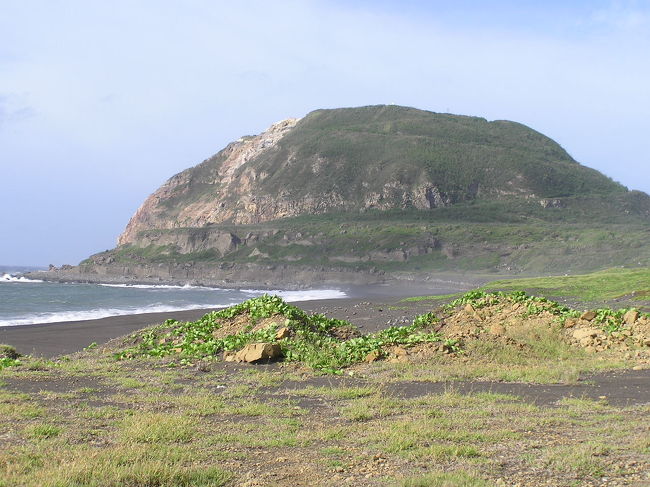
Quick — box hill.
[118,105,631,245]
[39,105,650,287]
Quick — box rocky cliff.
[119,118,300,245]
[118,105,628,248]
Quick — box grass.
[398,471,489,487]
[119,413,195,444]
[484,267,650,302]
[0,351,647,486]
[1,288,648,486]
[26,423,62,439]
[403,267,650,308]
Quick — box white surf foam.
[0,288,347,327]
[99,283,218,291]
[0,303,228,327]
[0,273,43,283]
[241,289,348,302]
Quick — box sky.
[1,0,649,266]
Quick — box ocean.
[0,266,346,327]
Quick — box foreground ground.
[1,270,649,487]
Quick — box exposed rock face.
[133,229,241,255]
[118,118,300,245]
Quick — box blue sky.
[1,0,649,265]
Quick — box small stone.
[392,346,408,357]
[579,337,594,347]
[365,350,381,363]
[223,351,236,362]
[573,328,598,341]
[564,318,578,328]
[623,310,640,325]
[489,324,506,336]
[275,327,291,340]
[632,365,644,371]
[581,311,597,321]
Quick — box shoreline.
[0,280,476,358]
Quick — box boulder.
[234,343,281,363]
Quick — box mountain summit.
[119,105,625,246]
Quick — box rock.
[223,351,236,362]
[464,303,475,313]
[365,350,381,362]
[564,318,578,328]
[579,337,594,347]
[249,248,270,259]
[632,365,644,371]
[392,346,409,357]
[623,310,639,325]
[488,324,506,336]
[573,328,598,341]
[580,311,597,321]
[275,327,291,340]
[234,343,281,363]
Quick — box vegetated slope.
[61,105,649,283]
[118,104,629,245]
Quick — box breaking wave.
[0,286,347,327]
[1,273,43,283]
[0,303,226,327]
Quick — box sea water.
[0,266,346,327]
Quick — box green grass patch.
[484,267,650,302]
[26,423,62,439]
[119,413,195,444]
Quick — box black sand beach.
[0,295,442,358]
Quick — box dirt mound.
[433,292,650,364]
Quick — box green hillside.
[79,105,650,281]
[250,105,623,201]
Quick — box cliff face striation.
[39,105,650,287]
